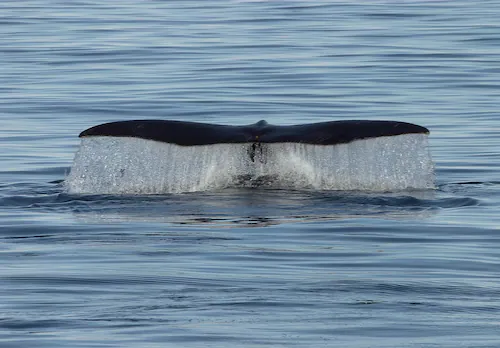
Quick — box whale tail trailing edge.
[79,119,429,146]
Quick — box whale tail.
[68,120,433,194]
[79,119,429,146]
[79,119,429,163]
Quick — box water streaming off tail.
[65,134,434,194]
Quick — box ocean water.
[1,1,500,347]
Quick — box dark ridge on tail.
[80,119,429,146]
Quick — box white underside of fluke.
[65,134,434,194]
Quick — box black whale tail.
[69,119,434,194]
[79,119,429,147]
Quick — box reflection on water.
[64,188,439,226]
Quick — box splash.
[65,134,434,194]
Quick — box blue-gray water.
[2,1,500,347]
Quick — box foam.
[65,134,434,194]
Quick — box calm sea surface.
[1,1,500,347]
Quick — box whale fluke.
[68,119,434,193]
[79,119,429,146]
